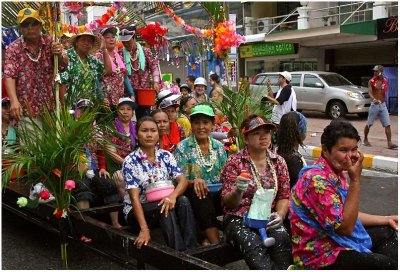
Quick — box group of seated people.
[2,88,398,269]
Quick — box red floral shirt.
[4,35,56,117]
[221,147,290,217]
[369,76,388,93]
[96,50,126,105]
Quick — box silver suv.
[250,71,371,119]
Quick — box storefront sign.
[239,42,295,58]
[377,16,398,39]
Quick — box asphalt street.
[2,168,397,270]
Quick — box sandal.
[80,235,92,244]
[363,142,372,147]
[388,144,398,150]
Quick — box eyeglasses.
[20,20,41,28]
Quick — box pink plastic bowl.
[145,185,175,202]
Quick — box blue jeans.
[127,195,199,251]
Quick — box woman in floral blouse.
[174,104,227,245]
[220,114,292,270]
[60,31,111,107]
[290,120,397,269]
[122,116,198,251]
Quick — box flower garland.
[114,117,136,150]
[139,149,161,183]
[137,22,168,47]
[194,137,217,173]
[249,155,278,199]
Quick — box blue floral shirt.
[122,147,183,220]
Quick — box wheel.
[357,112,368,118]
[327,101,346,119]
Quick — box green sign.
[239,42,295,58]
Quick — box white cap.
[279,71,292,82]
[157,89,181,102]
[194,77,207,86]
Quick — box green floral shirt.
[174,134,227,185]
[60,48,104,105]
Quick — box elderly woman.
[60,31,111,106]
[290,120,398,270]
[96,27,134,109]
[106,97,137,200]
[174,104,227,245]
[122,116,198,251]
[177,96,197,137]
[220,114,292,270]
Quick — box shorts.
[367,102,390,127]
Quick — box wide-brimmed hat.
[159,98,180,109]
[117,97,138,110]
[61,32,74,38]
[242,116,276,135]
[100,27,118,36]
[157,89,181,102]
[17,8,42,25]
[190,104,215,117]
[75,99,93,109]
[70,32,101,51]
[119,25,136,42]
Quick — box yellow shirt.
[177,113,191,137]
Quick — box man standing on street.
[262,71,297,125]
[363,65,397,149]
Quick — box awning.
[243,33,266,44]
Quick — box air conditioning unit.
[257,18,272,33]
[244,16,255,35]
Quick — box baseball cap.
[242,116,276,135]
[180,84,191,93]
[279,71,292,82]
[159,98,180,109]
[75,99,92,109]
[190,104,215,117]
[100,27,118,36]
[372,65,384,71]
[119,26,136,42]
[117,97,138,110]
[17,8,42,25]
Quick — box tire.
[357,112,368,118]
[327,101,346,119]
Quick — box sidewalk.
[301,113,398,173]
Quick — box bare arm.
[128,188,151,248]
[105,144,124,166]
[275,198,289,218]
[222,188,243,209]
[359,212,398,230]
[5,77,22,121]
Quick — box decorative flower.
[54,208,68,219]
[52,168,62,178]
[65,180,76,190]
[170,85,179,94]
[140,153,148,160]
[39,190,51,200]
[137,23,168,46]
[17,197,28,208]
[230,144,237,152]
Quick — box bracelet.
[140,228,150,232]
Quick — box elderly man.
[4,8,68,121]
[119,25,160,119]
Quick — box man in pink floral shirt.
[4,8,68,121]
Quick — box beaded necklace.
[22,36,42,62]
[129,47,139,72]
[139,148,161,183]
[194,137,217,173]
[249,153,278,199]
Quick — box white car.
[250,71,371,119]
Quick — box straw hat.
[70,32,101,51]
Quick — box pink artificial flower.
[140,153,148,160]
[39,190,51,200]
[65,180,75,190]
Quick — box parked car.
[250,71,371,119]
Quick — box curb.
[300,145,398,174]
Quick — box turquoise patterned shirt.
[174,134,227,185]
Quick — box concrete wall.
[158,57,187,83]
[299,46,325,71]
[251,2,277,18]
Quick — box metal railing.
[245,2,398,35]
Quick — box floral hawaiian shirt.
[95,50,126,106]
[289,156,347,269]
[60,48,104,105]
[122,148,183,220]
[123,46,160,89]
[221,147,290,217]
[4,35,56,117]
[369,76,388,93]
[174,134,227,185]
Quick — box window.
[266,74,280,86]
[291,74,301,86]
[303,75,323,87]
[254,75,266,85]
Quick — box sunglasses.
[20,20,41,28]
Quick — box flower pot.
[136,88,156,106]
[145,180,175,202]
[207,183,222,193]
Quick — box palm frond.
[200,2,225,24]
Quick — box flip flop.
[363,142,372,147]
[80,235,92,244]
[388,144,398,150]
